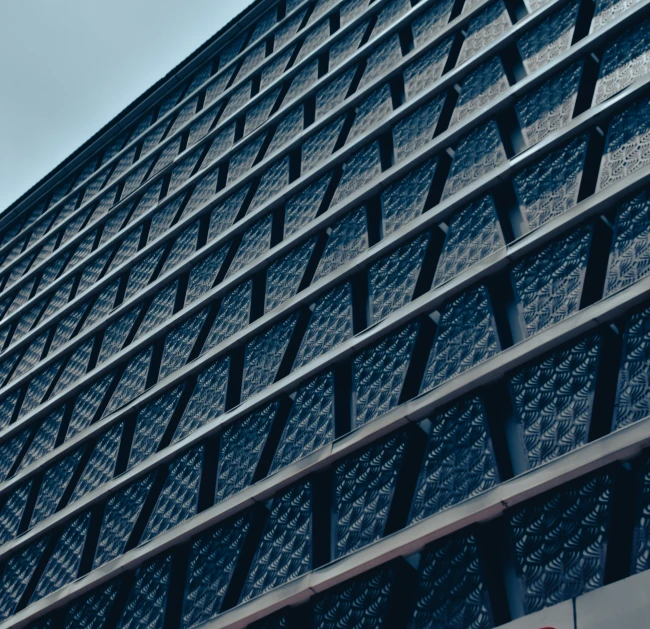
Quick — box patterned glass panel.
[592,0,642,31]
[347,85,393,142]
[302,115,347,173]
[226,214,273,278]
[434,195,504,287]
[353,322,419,428]
[66,372,115,439]
[216,401,277,502]
[103,347,152,417]
[159,308,208,379]
[457,1,512,65]
[228,134,266,184]
[315,66,357,119]
[94,473,155,568]
[358,35,402,90]
[509,472,613,613]
[129,384,185,468]
[407,533,494,629]
[116,554,172,629]
[295,20,331,65]
[241,314,297,400]
[134,280,178,341]
[18,407,65,472]
[185,245,229,304]
[369,233,428,323]
[266,106,304,156]
[260,46,296,92]
[329,22,368,70]
[140,445,203,543]
[81,281,120,333]
[0,480,31,545]
[412,0,454,48]
[183,168,219,219]
[173,358,229,443]
[181,513,253,629]
[283,60,320,107]
[265,239,316,312]
[240,480,312,602]
[313,207,368,281]
[250,157,290,211]
[334,431,407,557]
[515,62,583,146]
[123,247,165,300]
[443,121,507,199]
[284,173,332,237]
[294,283,353,368]
[202,281,252,354]
[208,185,251,242]
[421,285,500,391]
[271,372,334,472]
[63,578,121,629]
[404,38,453,100]
[511,226,591,336]
[393,95,445,161]
[513,134,588,231]
[159,223,199,276]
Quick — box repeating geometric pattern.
[410,396,498,523]
[358,35,403,90]
[116,554,172,629]
[340,0,371,27]
[181,514,252,628]
[591,0,642,31]
[124,248,165,301]
[17,406,64,472]
[457,1,512,65]
[250,157,290,211]
[284,173,332,236]
[511,225,592,335]
[97,306,141,365]
[216,402,278,502]
[159,223,199,276]
[66,372,115,439]
[452,56,509,125]
[334,431,406,557]
[31,511,90,602]
[509,472,613,613]
[226,214,273,278]
[421,285,500,391]
[228,135,266,184]
[294,283,353,368]
[606,188,650,295]
[411,0,454,48]
[515,62,583,147]
[301,115,347,173]
[517,0,579,74]
[134,280,177,340]
[510,334,601,469]
[63,578,121,629]
[69,422,123,502]
[329,22,368,71]
[173,358,229,443]
[202,281,252,354]
[634,454,650,573]
[598,96,650,190]
[93,473,155,568]
[434,195,505,287]
[266,106,304,156]
[245,87,282,137]
[29,448,85,527]
[312,564,398,629]
[353,321,419,428]
[159,308,208,379]
[369,233,428,323]
[240,480,313,602]
[333,143,384,207]
[0,535,49,621]
[0,480,32,545]
[185,245,229,305]
[271,372,335,473]
[102,346,152,417]
[313,207,368,281]
[208,185,250,242]
[393,95,445,161]
[128,384,185,469]
[347,85,394,142]
[513,134,589,231]
[283,60,320,107]
[443,121,507,199]
[373,0,412,35]
[265,239,316,312]
[407,533,493,629]
[241,314,297,400]
[140,445,203,543]
[315,66,357,119]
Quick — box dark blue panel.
[129,384,185,468]
[173,359,229,443]
[52,340,94,397]
[203,285,251,357]
[94,474,155,568]
[80,281,120,333]
[242,314,298,400]
[17,407,64,473]
[70,422,123,502]
[266,239,316,312]
[373,0,411,35]
[511,226,592,336]
[216,402,278,502]
[407,533,494,629]
[124,248,165,300]
[183,168,219,220]
[134,280,178,341]
[284,173,332,237]
[66,372,115,440]
[116,554,172,629]
[295,21,331,65]
[358,35,402,90]
[267,106,304,156]
[0,480,32,545]
[97,307,142,365]
[141,445,203,543]
[226,215,274,278]
[334,431,407,557]
[330,143,382,206]
[64,578,121,629]
[513,134,588,232]
[250,154,290,212]
[509,472,613,613]
[228,134,266,185]
[245,87,283,136]
[240,480,312,602]
[103,347,153,417]
[393,95,445,161]
[347,85,393,142]
[260,47,296,93]
[353,321,419,428]
[633,454,650,574]
[185,245,229,305]
[294,283,353,368]
[31,511,90,602]
[315,66,357,119]
[302,115,347,173]
[159,223,199,276]
[421,285,500,391]
[457,1,511,65]
[605,188,650,296]
[283,60,320,107]
[329,22,368,70]
[181,513,252,628]
[410,396,498,523]
[159,308,209,379]
[434,195,504,287]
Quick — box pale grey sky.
[0,0,254,212]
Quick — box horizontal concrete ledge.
[5,405,649,629]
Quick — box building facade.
[0,0,649,626]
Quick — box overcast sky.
[0,0,254,213]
